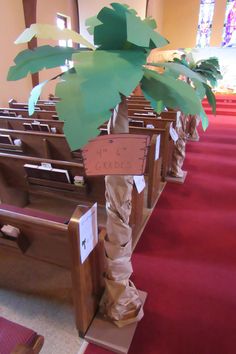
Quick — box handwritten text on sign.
[82,134,150,176]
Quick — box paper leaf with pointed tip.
[94,4,128,49]
[126,12,168,48]
[192,79,206,100]
[156,100,165,114]
[28,80,49,115]
[142,89,158,111]
[148,62,207,84]
[141,69,202,115]
[15,23,95,50]
[7,45,77,81]
[85,16,102,35]
[55,50,146,150]
[93,3,168,50]
[204,84,216,114]
[143,17,157,30]
[122,4,138,15]
[199,110,209,131]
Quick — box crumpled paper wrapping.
[170,112,187,178]
[99,95,144,327]
[185,114,200,140]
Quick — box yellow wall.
[148,0,229,50]
[78,0,147,43]
[37,0,78,99]
[0,0,31,106]
[162,0,200,49]
[147,0,164,33]
[211,0,227,46]
[0,0,77,106]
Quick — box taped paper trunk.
[99,95,144,327]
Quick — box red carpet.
[85,104,236,354]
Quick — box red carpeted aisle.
[85,108,236,354]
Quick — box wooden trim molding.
[145,0,150,17]
[22,0,39,87]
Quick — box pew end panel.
[0,204,106,336]
[68,206,105,336]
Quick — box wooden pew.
[0,149,145,239]
[0,128,73,161]
[0,204,104,337]
[9,98,56,112]
[0,152,107,336]
[0,150,146,312]
[129,111,177,122]
[0,107,57,120]
[127,103,153,110]
[99,128,163,207]
[101,123,172,180]
[0,116,64,133]
[128,126,172,182]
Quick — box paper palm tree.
[7,3,216,327]
[173,53,222,140]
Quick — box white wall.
[78,0,147,43]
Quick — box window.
[56,14,72,70]
[196,0,215,48]
[57,14,68,47]
[222,0,236,47]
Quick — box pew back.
[0,128,72,160]
[0,116,64,133]
[0,107,57,120]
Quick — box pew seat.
[0,316,44,354]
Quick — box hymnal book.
[24,164,71,184]
[40,124,50,132]
[31,122,41,131]
[0,134,13,145]
[23,123,33,131]
[24,164,40,178]
[49,168,71,183]
[0,110,16,117]
[129,119,144,127]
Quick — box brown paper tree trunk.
[170,112,187,178]
[186,114,200,141]
[99,95,144,327]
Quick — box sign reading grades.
[82,134,150,176]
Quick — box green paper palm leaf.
[7,45,78,81]
[199,110,209,131]
[204,83,216,114]
[55,50,146,149]
[15,23,95,50]
[141,69,203,115]
[28,80,49,115]
[93,3,168,50]
[147,62,207,84]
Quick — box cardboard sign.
[82,134,150,176]
[79,203,98,264]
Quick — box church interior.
[0,1,235,354]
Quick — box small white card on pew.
[155,135,161,160]
[133,175,146,194]
[169,123,178,142]
[79,203,98,264]
[41,162,52,170]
